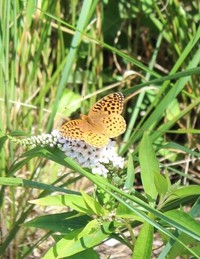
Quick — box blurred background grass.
[0,0,199,257]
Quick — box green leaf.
[166,98,180,120]
[139,133,159,203]
[164,185,200,205]
[133,218,154,259]
[154,173,168,196]
[0,176,76,194]
[23,212,91,234]
[81,191,108,216]
[124,152,135,191]
[43,220,113,258]
[77,219,102,239]
[0,177,24,186]
[167,232,200,258]
[116,203,145,222]
[162,142,200,157]
[190,197,200,218]
[30,194,95,215]
[57,91,81,117]
[25,0,37,28]
[0,135,8,150]
[164,210,200,238]
[62,249,100,259]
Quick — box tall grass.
[0,1,200,258]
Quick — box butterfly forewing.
[88,92,124,118]
[60,120,85,140]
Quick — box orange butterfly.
[60,92,126,147]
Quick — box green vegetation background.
[0,1,199,258]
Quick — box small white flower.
[91,163,109,177]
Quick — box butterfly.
[60,92,126,147]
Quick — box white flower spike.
[14,130,124,177]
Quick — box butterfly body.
[60,92,126,147]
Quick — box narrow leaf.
[139,133,159,203]
[30,194,95,214]
[124,152,135,191]
[133,219,154,259]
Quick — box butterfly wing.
[60,120,85,140]
[102,114,126,137]
[88,92,124,118]
[83,131,109,147]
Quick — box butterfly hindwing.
[83,131,109,147]
[102,114,126,137]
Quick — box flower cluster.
[13,130,124,177]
